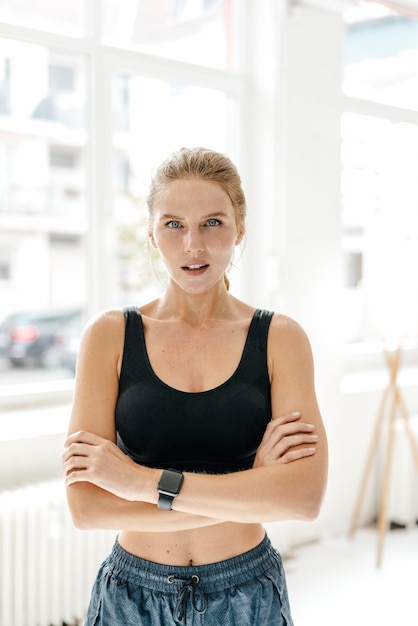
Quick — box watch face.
[159,469,183,495]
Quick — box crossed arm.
[63,311,328,532]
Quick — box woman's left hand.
[63,431,147,501]
[253,411,318,468]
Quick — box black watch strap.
[157,468,184,511]
[158,492,176,511]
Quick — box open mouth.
[182,263,209,273]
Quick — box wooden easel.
[348,344,418,567]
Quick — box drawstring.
[168,574,208,624]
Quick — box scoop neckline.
[136,308,260,395]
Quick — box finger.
[264,417,308,443]
[273,433,319,457]
[65,469,90,486]
[270,437,318,459]
[272,412,301,427]
[260,422,316,453]
[64,430,101,448]
[62,442,90,463]
[270,419,315,435]
[63,455,89,476]
[278,447,316,464]
[258,413,301,448]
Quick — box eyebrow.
[158,211,230,221]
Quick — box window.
[0,1,241,395]
[343,12,418,111]
[0,0,85,37]
[102,0,238,69]
[342,8,418,344]
[0,38,87,385]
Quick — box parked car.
[0,308,83,368]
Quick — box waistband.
[107,533,281,595]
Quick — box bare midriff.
[118,522,265,566]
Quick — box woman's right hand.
[253,412,318,468]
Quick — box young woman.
[63,147,328,625]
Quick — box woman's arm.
[64,309,224,531]
[65,411,320,530]
[64,314,328,526]
[170,316,328,522]
[67,482,225,531]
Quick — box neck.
[155,281,235,326]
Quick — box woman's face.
[149,178,244,295]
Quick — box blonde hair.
[147,147,246,290]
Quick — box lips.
[181,263,209,273]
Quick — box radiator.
[0,480,115,626]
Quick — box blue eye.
[206,218,220,227]
[167,220,181,229]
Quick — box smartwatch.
[157,468,184,511]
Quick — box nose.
[185,228,204,253]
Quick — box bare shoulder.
[78,308,126,366]
[269,312,310,344]
[268,313,314,370]
[83,308,125,339]
[68,309,127,438]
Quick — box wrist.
[157,468,185,511]
[139,466,160,504]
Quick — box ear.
[148,231,157,248]
[235,224,245,245]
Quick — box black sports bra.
[115,307,274,474]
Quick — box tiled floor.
[284,525,418,626]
